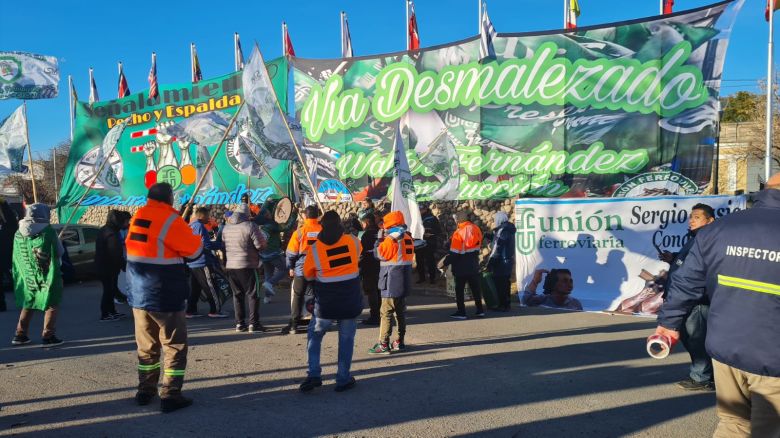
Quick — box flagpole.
[660,0,663,15]
[68,75,74,142]
[768,5,775,182]
[237,136,286,196]
[234,33,240,72]
[21,101,38,203]
[190,43,195,82]
[253,43,324,211]
[340,12,344,57]
[52,148,58,203]
[563,0,568,29]
[406,0,410,50]
[478,0,482,34]
[282,22,287,56]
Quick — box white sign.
[515,195,746,314]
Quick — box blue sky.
[0,0,770,155]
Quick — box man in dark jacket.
[415,204,441,284]
[95,210,130,321]
[358,211,380,325]
[659,203,715,391]
[299,211,362,393]
[186,207,227,319]
[0,197,18,312]
[487,211,516,311]
[655,174,780,436]
[222,204,267,333]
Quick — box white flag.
[0,51,59,100]
[341,12,354,58]
[390,125,424,240]
[479,1,497,59]
[0,106,27,176]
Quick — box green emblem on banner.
[0,56,22,83]
[156,165,182,189]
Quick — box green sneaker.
[368,342,391,355]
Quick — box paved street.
[0,280,717,437]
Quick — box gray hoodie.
[222,204,266,269]
[18,204,64,259]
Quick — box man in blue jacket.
[655,174,780,437]
[186,207,226,318]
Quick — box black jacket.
[658,189,780,377]
[359,225,380,277]
[0,201,18,271]
[95,211,126,273]
[421,212,442,248]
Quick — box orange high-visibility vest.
[450,221,482,254]
[303,234,362,283]
[286,218,322,258]
[126,199,203,265]
[376,233,415,266]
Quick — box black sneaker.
[292,326,307,335]
[335,377,356,393]
[280,324,293,335]
[100,314,118,322]
[11,334,30,345]
[449,312,467,320]
[247,324,267,333]
[110,312,126,319]
[160,396,193,413]
[675,377,715,391]
[299,376,322,393]
[235,324,247,333]
[41,336,64,347]
[135,391,155,406]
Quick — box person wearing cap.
[439,209,485,319]
[10,203,64,347]
[299,211,363,393]
[222,203,267,333]
[415,204,442,284]
[283,205,322,335]
[654,172,780,436]
[368,211,414,354]
[357,210,381,325]
[125,183,204,413]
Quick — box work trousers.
[99,269,120,317]
[361,271,380,321]
[290,276,311,325]
[680,304,712,383]
[454,274,484,314]
[187,267,218,314]
[493,275,511,309]
[227,268,259,327]
[16,307,57,338]
[132,308,187,399]
[379,297,406,344]
[712,359,780,438]
[414,244,438,281]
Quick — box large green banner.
[292,1,741,201]
[58,57,290,220]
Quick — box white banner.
[515,195,746,315]
[0,51,59,100]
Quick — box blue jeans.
[680,304,713,383]
[306,315,357,386]
[262,255,287,288]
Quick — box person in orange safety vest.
[125,183,203,413]
[283,205,322,334]
[367,210,414,355]
[439,209,485,320]
[298,210,363,393]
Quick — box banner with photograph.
[57,57,291,221]
[514,195,746,315]
[291,0,742,201]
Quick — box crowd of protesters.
[2,176,779,433]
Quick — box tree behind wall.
[4,140,70,205]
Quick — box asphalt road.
[0,280,717,437]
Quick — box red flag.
[148,53,158,99]
[408,0,420,50]
[663,0,674,15]
[767,0,780,21]
[566,0,580,30]
[117,62,130,98]
[284,24,296,56]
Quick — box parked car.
[51,224,99,279]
